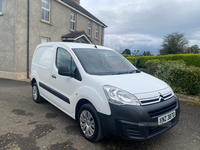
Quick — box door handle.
[52,74,56,79]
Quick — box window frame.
[55,47,82,81]
[56,47,72,71]
[0,0,2,14]
[41,37,50,43]
[95,25,98,39]
[42,0,50,22]
[88,21,91,36]
[70,12,76,31]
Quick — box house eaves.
[56,0,107,28]
[74,35,92,44]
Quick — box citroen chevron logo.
[158,92,164,102]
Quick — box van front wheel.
[78,104,104,142]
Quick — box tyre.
[78,103,104,142]
[32,82,44,103]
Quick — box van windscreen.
[72,48,136,75]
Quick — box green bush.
[145,59,161,75]
[154,60,200,95]
[126,57,136,65]
[154,60,186,83]
[169,67,200,95]
[126,56,200,95]
[126,57,135,64]
[126,54,200,68]
[122,54,131,58]
[139,68,148,73]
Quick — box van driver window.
[56,47,77,73]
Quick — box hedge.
[145,59,161,75]
[153,60,200,95]
[154,60,187,84]
[169,67,200,95]
[122,54,131,58]
[126,54,200,68]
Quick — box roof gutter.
[27,0,30,78]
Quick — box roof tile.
[61,0,107,27]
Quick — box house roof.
[62,31,92,43]
[62,31,84,38]
[61,0,107,27]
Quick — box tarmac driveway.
[0,79,200,150]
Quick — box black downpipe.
[27,0,30,78]
[101,27,103,46]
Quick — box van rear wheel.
[78,103,104,142]
[32,83,44,103]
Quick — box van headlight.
[103,85,140,106]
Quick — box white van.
[31,42,180,142]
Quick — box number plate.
[158,110,176,125]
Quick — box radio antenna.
[92,39,97,49]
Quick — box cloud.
[104,34,162,55]
[81,0,200,54]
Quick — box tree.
[122,49,131,55]
[159,32,189,55]
[185,45,200,54]
[143,51,152,56]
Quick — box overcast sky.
[81,0,200,55]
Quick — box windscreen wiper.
[128,70,141,74]
[114,70,141,75]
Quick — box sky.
[81,0,200,55]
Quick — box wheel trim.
[80,110,95,138]
[32,86,38,100]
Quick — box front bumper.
[98,95,180,141]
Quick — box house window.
[88,21,91,36]
[41,37,50,43]
[0,0,2,14]
[95,26,98,39]
[42,0,50,22]
[70,13,75,30]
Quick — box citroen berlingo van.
[31,42,180,142]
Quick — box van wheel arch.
[75,99,96,120]
[32,82,45,103]
[31,78,37,87]
[78,103,104,142]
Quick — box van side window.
[56,47,82,81]
[33,47,53,68]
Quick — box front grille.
[149,125,166,135]
[140,92,173,106]
[148,102,176,118]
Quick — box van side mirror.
[58,66,73,77]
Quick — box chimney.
[72,0,80,4]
